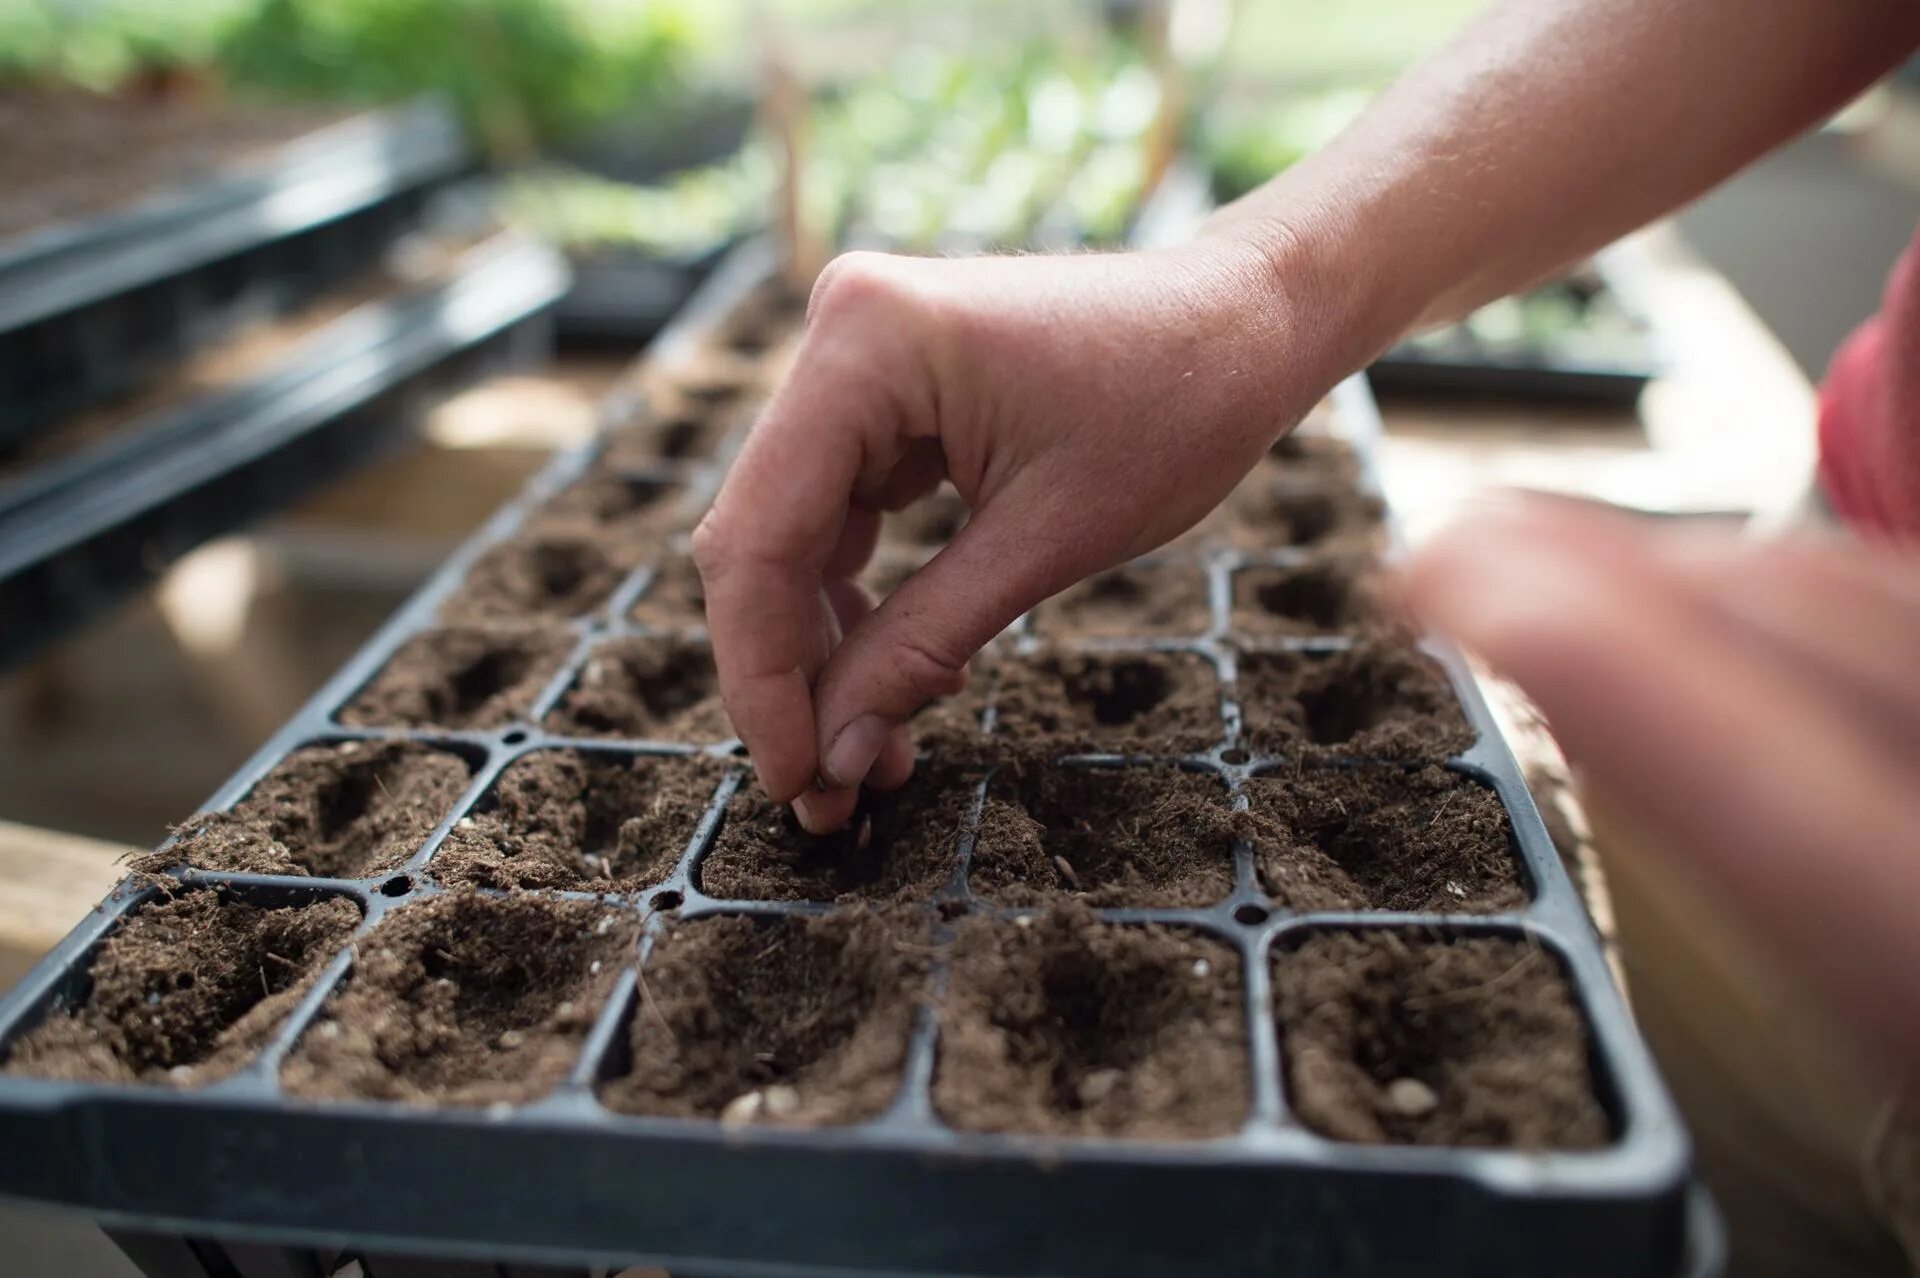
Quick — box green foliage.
[1200,86,1374,202]
[219,0,699,156]
[0,1,255,90]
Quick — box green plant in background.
[0,0,256,91]
[502,145,775,258]
[1198,84,1373,201]
[219,0,706,157]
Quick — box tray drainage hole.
[1220,748,1250,766]
[1233,903,1270,927]
[652,890,684,913]
[379,875,415,898]
[502,730,529,746]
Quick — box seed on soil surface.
[699,766,975,902]
[969,764,1236,908]
[431,749,723,892]
[1236,638,1474,760]
[1240,765,1525,913]
[601,909,925,1127]
[535,474,687,540]
[1030,563,1212,640]
[933,905,1248,1139]
[340,623,573,731]
[282,891,634,1106]
[439,527,633,624]
[544,636,731,742]
[161,742,470,880]
[628,556,706,628]
[990,649,1223,755]
[1274,931,1609,1148]
[3,889,359,1086]
[1231,556,1377,637]
[880,486,969,549]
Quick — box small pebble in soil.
[1274,931,1609,1149]
[601,909,926,1127]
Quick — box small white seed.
[496,1030,525,1050]
[595,915,616,935]
[1077,1069,1123,1106]
[763,1084,800,1118]
[589,960,602,975]
[720,1091,763,1127]
[1385,1078,1439,1118]
[1192,959,1211,978]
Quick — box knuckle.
[809,250,900,326]
[689,513,731,575]
[887,634,970,708]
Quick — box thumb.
[812,504,1068,789]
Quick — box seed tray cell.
[0,242,1713,1278]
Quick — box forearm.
[1206,0,1920,360]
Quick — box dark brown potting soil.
[544,636,731,742]
[991,649,1223,756]
[1220,477,1385,553]
[163,742,470,880]
[933,905,1248,1138]
[1030,563,1212,640]
[339,624,574,730]
[1262,432,1364,485]
[536,474,689,540]
[699,767,975,902]
[1237,639,1474,760]
[281,891,634,1106]
[628,556,707,628]
[716,280,807,358]
[603,406,734,467]
[431,750,722,892]
[881,487,969,550]
[1274,931,1609,1148]
[600,908,926,1126]
[1231,556,1377,637]
[3,889,359,1086]
[438,526,634,624]
[1242,766,1526,913]
[970,765,1235,908]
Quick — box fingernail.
[792,790,828,833]
[822,715,888,789]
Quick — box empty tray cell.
[1231,556,1377,638]
[537,473,689,540]
[933,906,1248,1139]
[1030,563,1211,640]
[433,750,723,892]
[1242,766,1526,913]
[1237,639,1474,760]
[603,408,732,467]
[340,624,574,731]
[165,742,471,880]
[628,556,706,628]
[438,527,634,624]
[717,280,806,357]
[600,909,926,1126]
[282,891,635,1106]
[698,767,974,902]
[992,649,1223,755]
[970,764,1235,908]
[3,888,359,1086]
[545,635,730,742]
[880,485,969,550]
[1274,930,1610,1149]
[1221,475,1385,552]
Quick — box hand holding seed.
[694,243,1349,832]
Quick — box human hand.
[693,235,1357,832]
[1402,495,1920,1070]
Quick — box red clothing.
[1818,229,1920,540]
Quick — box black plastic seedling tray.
[0,243,1719,1278]
[0,232,569,670]
[1368,342,1658,406]
[0,98,471,446]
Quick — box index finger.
[692,327,907,803]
